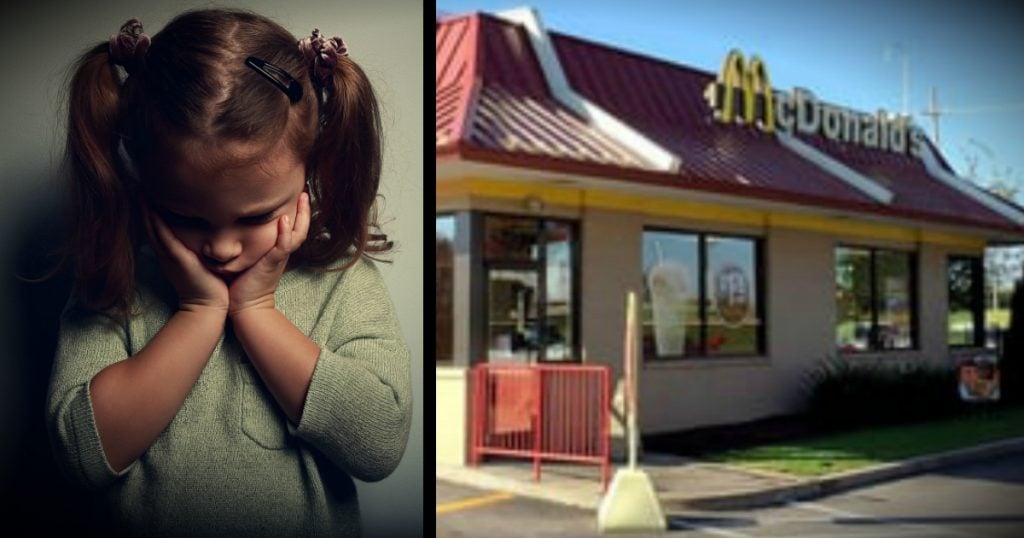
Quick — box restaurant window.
[642,230,764,359]
[484,215,578,362]
[436,215,455,363]
[835,246,917,352]
[948,256,984,347]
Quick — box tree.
[959,140,1024,319]
[959,138,1022,205]
[987,247,1023,315]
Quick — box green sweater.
[45,247,412,537]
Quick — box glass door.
[487,269,540,363]
[481,214,579,363]
[542,221,574,361]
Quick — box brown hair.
[47,8,390,321]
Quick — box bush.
[803,356,963,432]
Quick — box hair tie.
[297,28,348,85]
[109,18,151,75]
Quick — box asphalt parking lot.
[437,451,1024,537]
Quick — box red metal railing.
[470,363,611,491]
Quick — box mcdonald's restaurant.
[435,8,1024,465]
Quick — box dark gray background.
[0,1,423,535]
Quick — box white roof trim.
[495,7,680,173]
[776,131,894,204]
[918,140,1024,226]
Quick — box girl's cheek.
[170,227,203,254]
[255,223,281,252]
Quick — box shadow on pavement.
[833,514,1024,526]
[930,451,1024,486]
[668,515,757,531]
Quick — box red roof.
[436,14,647,168]
[435,15,477,148]
[436,12,1023,235]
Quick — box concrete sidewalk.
[436,436,1024,512]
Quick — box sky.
[437,0,1024,200]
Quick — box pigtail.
[60,42,140,320]
[304,55,393,271]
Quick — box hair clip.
[245,56,303,103]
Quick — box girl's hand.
[143,202,230,315]
[228,192,310,316]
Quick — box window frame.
[835,244,919,354]
[642,226,766,360]
[435,213,456,365]
[947,255,985,349]
[480,212,581,363]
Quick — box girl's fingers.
[261,214,291,267]
[293,192,311,246]
[279,214,292,253]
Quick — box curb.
[663,436,1024,511]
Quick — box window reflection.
[484,216,540,262]
[836,247,872,351]
[545,221,574,361]
[642,231,762,359]
[488,270,540,363]
[484,215,577,363]
[876,250,913,350]
[706,236,760,356]
[436,216,455,363]
[948,256,983,347]
[643,232,699,358]
[835,246,916,352]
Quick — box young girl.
[44,8,411,537]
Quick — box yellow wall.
[436,177,987,252]
[436,367,470,466]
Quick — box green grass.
[706,405,1024,477]
[986,309,1011,328]
[949,309,1011,328]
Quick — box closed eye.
[160,209,206,228]
[159,208,276,227]
[239,212,276,225]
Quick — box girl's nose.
[202,234,242,264]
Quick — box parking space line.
[787,500,873,519]
[436,491,516,515]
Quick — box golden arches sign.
[705,49,775,133]
[703,49,926,158]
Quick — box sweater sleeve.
[45,297,138,490]
[292,259,413,482]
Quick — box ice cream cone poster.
[647,261,689,357]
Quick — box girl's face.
[145,138,307,280]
